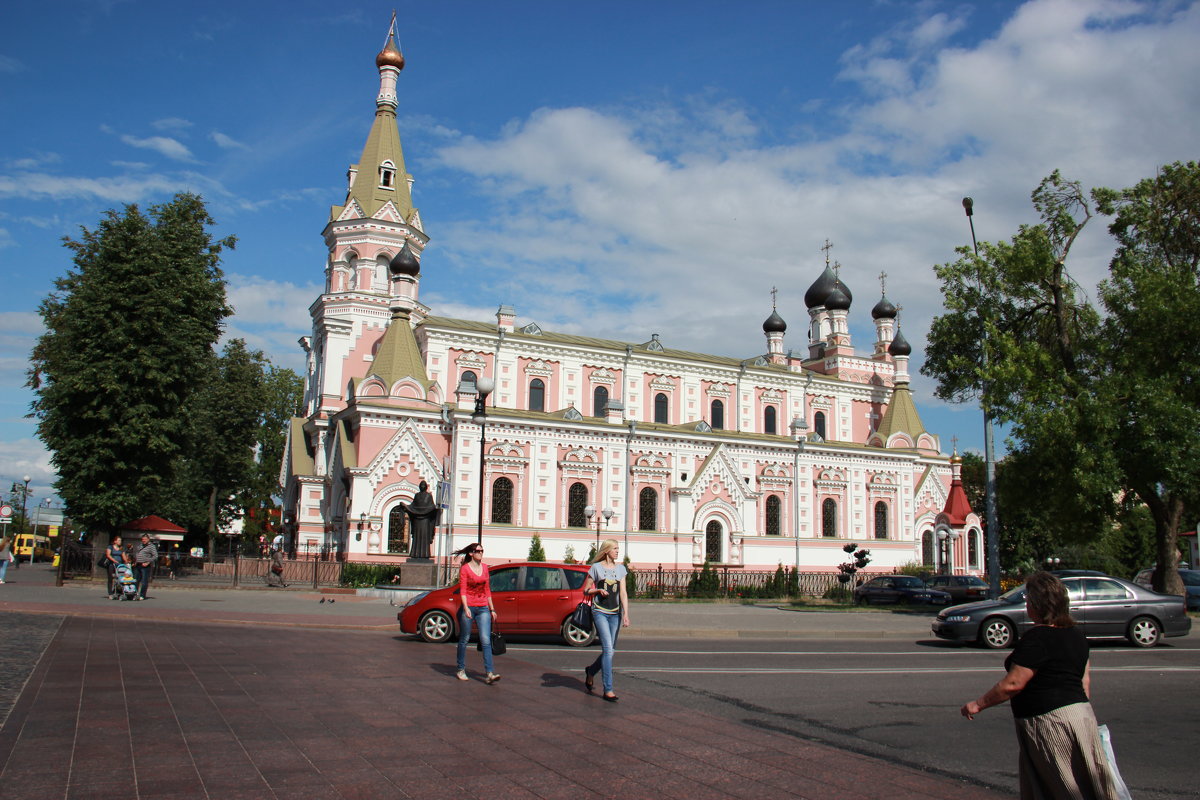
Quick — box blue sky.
[2,0,1198,503]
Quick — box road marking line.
[507,646,1199,657]
[618,665,1200,674]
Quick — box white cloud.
[0,171,229,204]
[152,117,193,132]
[0,438,54,493]
[425,0,1200,370]
[210,131,250,150]
[101,125,196,162]
[224,275,322,370]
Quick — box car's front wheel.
[561,617,597,647]
[418,610,455,643]
[979,617,1015,649]
[1127,616,1161,648]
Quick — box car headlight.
[402,591,430,608]
[943,615,971,623]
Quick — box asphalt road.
[488,635,1200,800]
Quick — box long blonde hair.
[591,538,619,564]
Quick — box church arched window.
[705,520,722,563]
[654,393,668,424]
[765,495,781,535]
[711,399,724,430]
[638,487,657,531]
[567,482,588,528]
[593,385,608,418]
[874,501,888,540]
[379,159,396,188]
[387,505,408,554]
[814,411,827,440]
[492,477,513,524]
[529,378,545,412]
[922,530,935,566]
[460,370,477,392]
[969,530,980,568]
[822,498,837,537]
[764,405,777,435]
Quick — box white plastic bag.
[1097,724,1134,800]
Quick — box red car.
[397,561,596,647]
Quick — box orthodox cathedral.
[281,25,981,575]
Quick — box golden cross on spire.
[879,270,888,294]
[895,303,903,325]
[820,238,834,268]
[770,286,778,310]
[386,9,397,43]
[832,260,841,279]
[951,435,959,455]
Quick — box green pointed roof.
[362,308,431,391]
[286,418,314,477]
[875,382,927,443]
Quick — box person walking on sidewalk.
[102,535,123,595]
[0,535,12,583]
[454,543,499,684]
[961,571,1118,799]
[581,539,630,702]
[267,544,288,587]
[134,534,158,600]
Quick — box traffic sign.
[0,503,12,521]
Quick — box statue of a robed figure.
[399,481,440,559]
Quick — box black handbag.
[570,601,594,630]
[477,631,506,655]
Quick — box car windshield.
[896,576,924,588]
[1181,572,1200,587]
[961,576,988,586]
[998,586,1025,604]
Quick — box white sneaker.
[486,672,501,685]
[456,670,468,681]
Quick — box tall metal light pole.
[963,198,1001,598]
[471,377,495,546]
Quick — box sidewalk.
[0,564,938,639]
[0,567,1002,800]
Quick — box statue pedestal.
[399,559,437,587]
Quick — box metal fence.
[630,566,848,599]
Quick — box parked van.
[14,533,53,562]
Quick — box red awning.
[120,515,187,541]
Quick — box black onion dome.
[824,285,851,311]
[804,266,838,309]
[762,309,787,333]
[388,242,420,276]
[889,328,912,357]
[835,278,853,306]
[872,294,897,319]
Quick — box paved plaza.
[0,565,1006,799]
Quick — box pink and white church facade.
[280,26,982,574]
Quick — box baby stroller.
[113,563,139,600]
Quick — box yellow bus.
[14,533,53,562]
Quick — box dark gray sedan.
[931,574,1191,648]
[854,575,951,606]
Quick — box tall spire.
[332,17,416,225]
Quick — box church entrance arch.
[705,520,723,563]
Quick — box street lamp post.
[963,198,1002,598]
[471,377,495,546]
[584,504,614,548]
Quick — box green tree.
[527,533,546,561]
[28,194,234,536]
[924,165,1200,595]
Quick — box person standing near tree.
[134,534,158,600]
[102,535,123,595]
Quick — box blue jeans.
[0,557,8,581]
[587,611,621,693]
[457,606,494,674]
[135,564,152,598]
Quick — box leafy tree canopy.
[29,194,233,535]
[923,164,1200,594]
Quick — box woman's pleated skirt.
[1013,702,1120,800]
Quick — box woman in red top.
[455,544,500,684]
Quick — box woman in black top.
[961,572,1118,799]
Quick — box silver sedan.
[931,574,1192,648]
